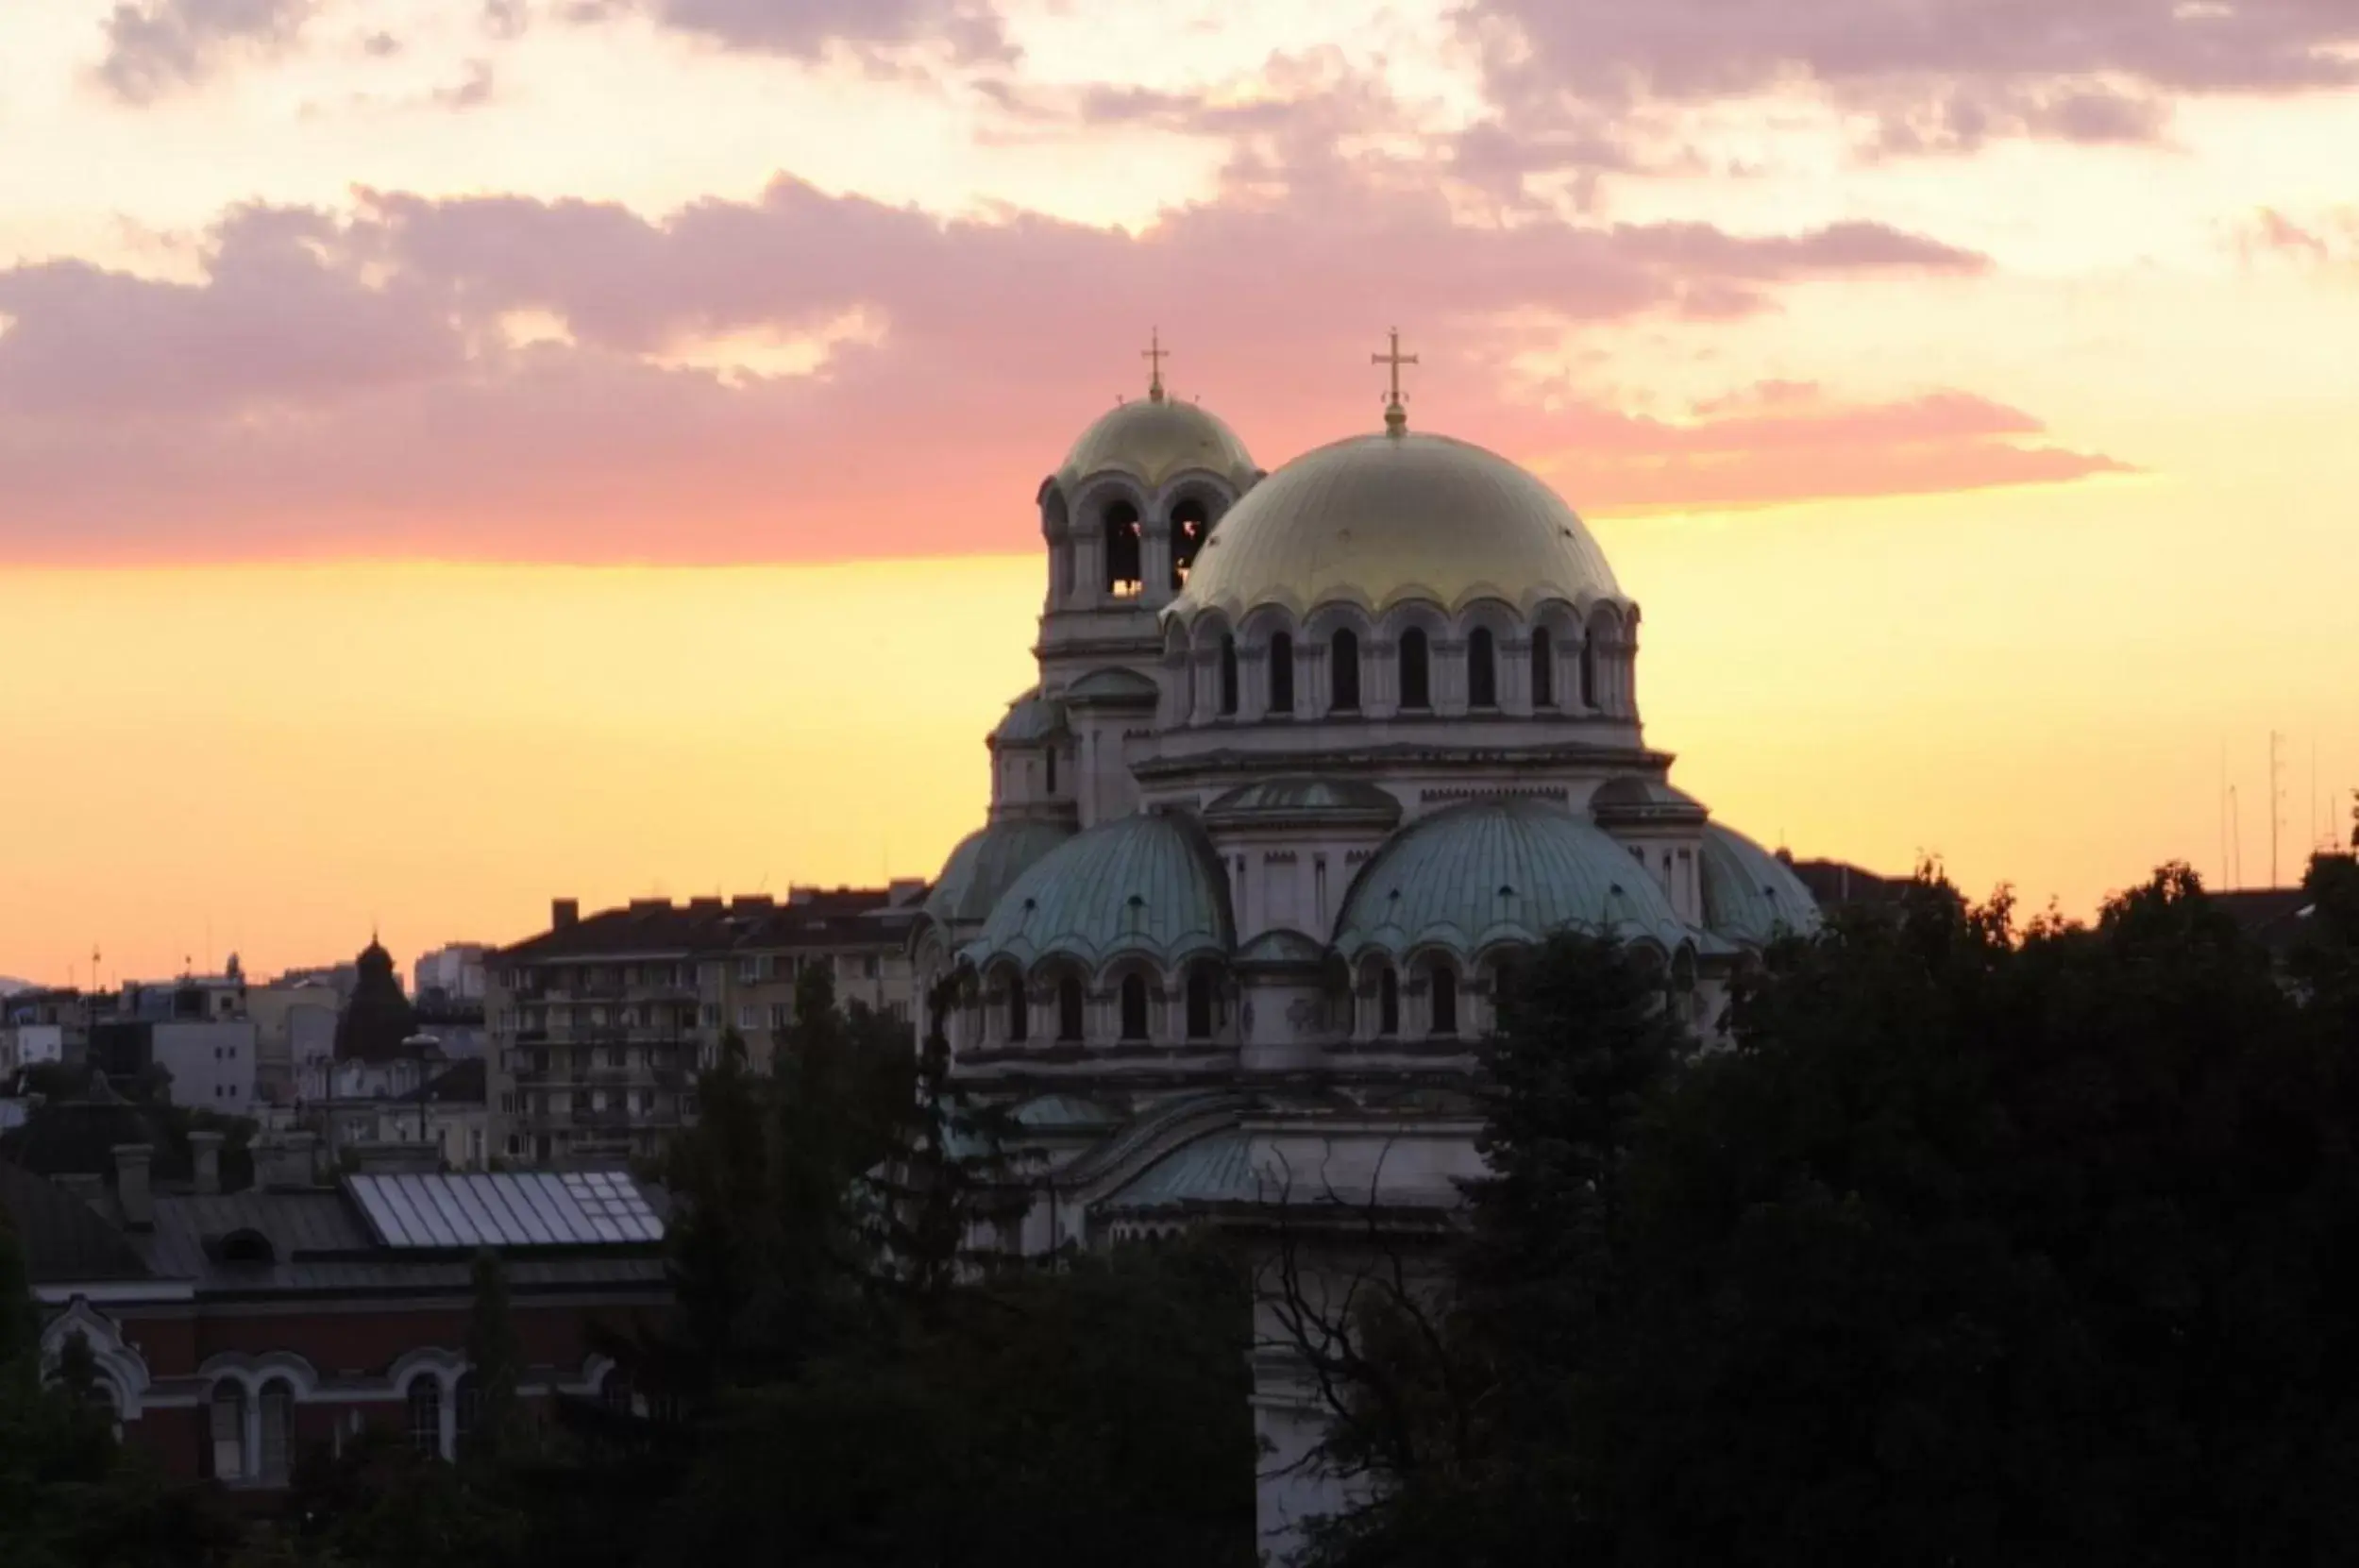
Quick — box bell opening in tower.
[1104,500,1143,599]
[1171,495,1212,588]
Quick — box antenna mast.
[2229,786,2242,889]
[2268,731,2285,887]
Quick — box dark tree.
[1308,864,2359,1568]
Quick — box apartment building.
[487,883,925,1168]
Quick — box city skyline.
[6,0,2358,982]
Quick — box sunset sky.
[4,0,2356,986]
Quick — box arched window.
[1398,629,1430,711]
[1056,974,1086,1042]
[407,1375,443,1459]
[1219,635,1238,717]
[1186,965,1215,1039]
[1269,632,1294,714]
[1578,637,1599,710]
[1428,961,1458,1037]
[1104,501,1142,597]
[1170,496,1212,587]
[210,1381,248,1480]
[1006,977,1029,1043]
[1530,628,1555,708]
[1044,748,1057,795]
[1377,966,1401,1037]
[1330,629,1360,712]
[1119,974,1150,1041]
[1468,628,1497,709]
[258,1378,294,1484]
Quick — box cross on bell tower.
[1142,329,1170,404]
[1372,327,1418,434]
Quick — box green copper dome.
[968,810,1233,971]
[923,818,1076,929]
[1698,823,1821,947]
[1335,797,1691,959]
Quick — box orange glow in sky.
[3,0,2355,983]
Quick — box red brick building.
[2,1133,669,1488]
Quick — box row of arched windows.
[209,1369,497,1484]
[984,962,1225,1048]
[1182,611,1622,724]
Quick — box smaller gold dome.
[1170,430,1625,618]
[1056,394,1258,494]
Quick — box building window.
[768,1003,790,1032]
[407,1376,443,1459]
[1378,967,1400,1037]
[1045,748,1057,795]
[1330,629,1360,712]
[1119,974,1150,1041]
[1468,628,1497,709]
[737,957,761,984]
[1218,635,1238,716]
[1398,628,1430,711]
[736,1004,758,1031]
[1269,632,1294,714]
[1531,628,1555,707]
[863,955,880,979]
[1007,979,1029,1043]
[1056,974,1086,1042]
[1428,962,1458,1037]
[1104,500,1142,596]
[258,1379,293,1484]
[1579,638,1598,709]
[1185,966,1215,1040]
[210,1382,247,1481]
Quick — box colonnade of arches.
[1041,481,1235,610]
[1163,599,1638,729]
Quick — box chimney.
[252,1130,319,1189]
[551,898,580,930]
[189,1129,224,1195]
[111,1142,153,1228]
[279,1129,319,1187]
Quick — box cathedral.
[909,338,1820,1560]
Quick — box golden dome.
[1056,391,1259,493]
[1170,429,1625,618]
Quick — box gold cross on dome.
[1142,329,1170,402]
[1373,327,1418,431]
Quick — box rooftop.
[502,883,929,963]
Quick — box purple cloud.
[1464,0,2359,157]
[0,166,2066,565]
[96,0,312,103]
[572,0,1008,62]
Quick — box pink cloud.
[1511,385,2131,514]
[0,168,2101,565]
